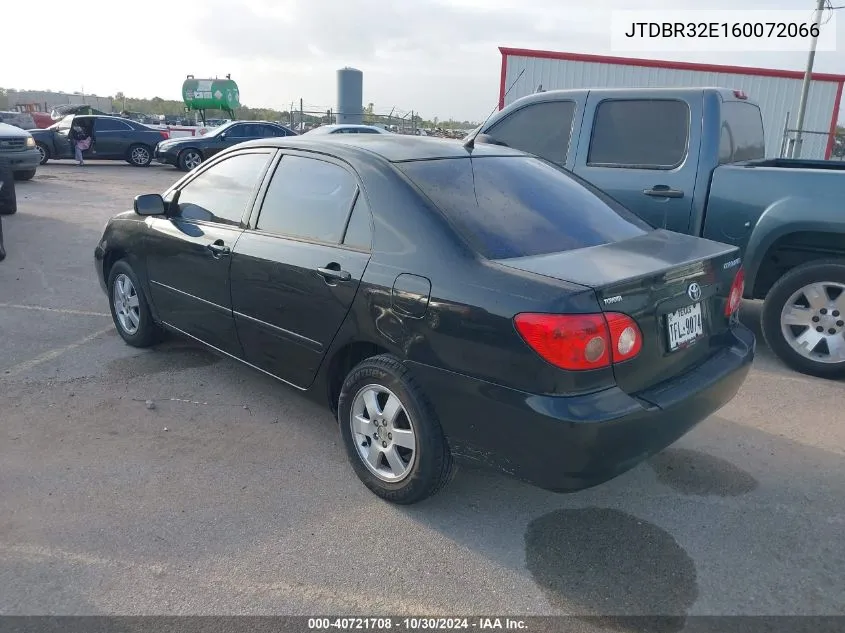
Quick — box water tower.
[336,67,363,124]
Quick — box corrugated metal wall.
[502,54,840,159]
[7,90,113,114]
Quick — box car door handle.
[643,186,684,199]
[206,241,231,258]
[317,266,352,282]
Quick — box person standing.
[70,123,91,166]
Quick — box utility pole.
[790,0,827,158]
[290,101,294,128]
[300,98,304,132]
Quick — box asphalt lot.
[0,162,843,624]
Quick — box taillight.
[605,312,642,362]
[725,267,745,317]
[513,312,642,371]
[160,131,170,140]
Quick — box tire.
[107,259,162,347]
[177,148,203,172]
[0,167,16,216]
[36,142,49,165]
[14,169,36,181]
[127,144,153,167]
[762,259,845,379]
[337,354,455,504]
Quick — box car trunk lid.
[495,229,744,395]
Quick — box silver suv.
[0,122,40,181]
[0,111,37,131]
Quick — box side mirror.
[134,193,166,216]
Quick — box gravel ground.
[0,162,843,626]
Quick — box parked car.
[154,120,297,171]
[30,115,169,167]
[0,122,40,181]
[473,87,845,379]
[94,134,754,504]
[0,111,37,131]
[304,124,391,135]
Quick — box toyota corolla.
[94,135,754,504]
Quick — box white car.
[304,124,391,135]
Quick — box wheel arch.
[323,340,393,415]
[749,229,845,299]
[103,247,162,323]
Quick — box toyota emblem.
[687,282,702,302]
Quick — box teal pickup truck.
[472,87,845,379]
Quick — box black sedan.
[94,135,755,504]
[30,115,168,167]
[154,120,297,171]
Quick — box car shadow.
[395,415,845,624]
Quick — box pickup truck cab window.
[719,101,765,164]
[486,101,576,166]
[587,99,690,169]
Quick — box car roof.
[236,134,527,163]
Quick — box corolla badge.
[687,282,702,302]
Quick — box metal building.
[498,47,845,159]
[336,67,363,125]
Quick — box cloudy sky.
[2,0,843,122]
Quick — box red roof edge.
[499,47,845,83]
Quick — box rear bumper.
[0,149,40,172]
[408,323,755,492]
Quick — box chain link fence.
[780,127,845,160]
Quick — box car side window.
[95,118,132,132]
[256,155,358,243]
[175,152,272,226]
[342,193,372,250]
[587,99,689,168]
[226,124,250,138]
[486,101,576,166]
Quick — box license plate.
[666,302,704,351]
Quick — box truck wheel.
[337,354,456,504]
[762,259,845,379]
[14,169,36,181]
[36,142,50,165]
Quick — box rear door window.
[485,100,576,166]
[588,99,689,168]
[255,155,358,243]
[398,156,652,260]
[719,101,766,163]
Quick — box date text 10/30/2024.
[308,618,528,630]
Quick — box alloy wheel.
[131,146,150,165]
[113,273,141,335]
[780,281,845,364]
[350,384,417,482]
[183,151,202,170]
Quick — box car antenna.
[464,68,525,152]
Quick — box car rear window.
[397,156,653,259]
